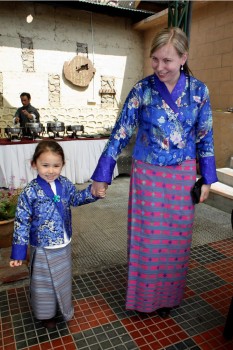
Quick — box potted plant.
[0,177,25,248]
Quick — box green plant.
[0,177,25,221]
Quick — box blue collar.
[36,175,64,219]
[153,72,186,122]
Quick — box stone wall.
[189,1,233,111]
[212,111,233,169]
[0,1,143,134]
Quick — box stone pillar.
[20,36,34,72]
[21,48,34,72]
[48,74,60,107]
[0,72,3,107]
[99,76,116,108]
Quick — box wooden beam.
[133,8,168,31]
[135,1,141,9]
[133,1,208,31]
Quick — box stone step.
[230,157,233,169]
[206,181,233,214]
[210,181,233,199]
[216,168,233,187]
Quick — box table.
[0,137,118,188]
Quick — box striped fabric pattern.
[126,159,196,313]
[30,244,74,321]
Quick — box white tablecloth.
[0,139,118,188]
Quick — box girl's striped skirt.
[126,159,196,313]
[30,243,73,321]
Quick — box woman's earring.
[181,65,184,71]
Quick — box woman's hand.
[91,181,108,198]
[9,260,23,267]
[200,184,211,203]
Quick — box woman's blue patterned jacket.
[92,73,218,185]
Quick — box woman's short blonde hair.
[150,27,189,57]
[150,27,191,75]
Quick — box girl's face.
[151,43,187,88]
[32,151,63,183]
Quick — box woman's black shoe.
[41,318,57,329]
[157,307,171,318]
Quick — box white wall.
[0,1,144,133]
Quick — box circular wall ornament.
[63,56,96,87]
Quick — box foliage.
[0,177,26,221]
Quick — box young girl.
[10,140,105,329]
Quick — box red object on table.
[0,136,108,145]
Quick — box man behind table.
[14,92,40,136]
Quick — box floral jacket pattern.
[92,73,218,185]
[11,176,97,260]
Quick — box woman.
[91,27,218,317]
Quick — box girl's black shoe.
[156,307,171,318]
[41,318,57,329]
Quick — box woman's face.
[151,43,187,87]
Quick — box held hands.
[9,260,23,267]
[91,181,108,198]
[200,184,211,203]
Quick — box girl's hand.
[96,188,107,198]
[91,181,108,197]
[9,260,23,267]
[200,184,211,203]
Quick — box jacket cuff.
[199,156,218,184]
[86,184,99,201]
[91,155,116,185]
[10,244,28,261]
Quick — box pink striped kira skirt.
[126,158,196,313]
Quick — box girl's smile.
[32,151,63,183]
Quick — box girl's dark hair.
[31,140,65,166]
[150,27,193,76]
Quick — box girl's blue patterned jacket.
[11,176,97,261]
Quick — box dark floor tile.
[16,342,28,350]
[165,337,201,349]
[72,267,127,301]
[191,244,227,264]
[73,321,137,350]
[172,295,225,336]
[102,288,132,320]
[200,284,233,317]
[37,334,50,343]
[186,266,227,294]
[209,238,233,258]
[205,258,233,283]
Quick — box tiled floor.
[1,176,233,349]
[1,237,233,350]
